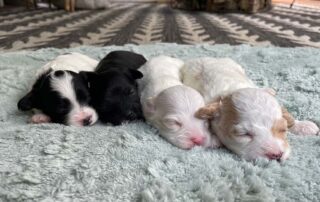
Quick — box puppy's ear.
[129,69,143,80]
[79,71,98,81]
[263,88,276,96]
[17,92,34,111]
[196,100,221,120]
[18,72,50,111]
[281,107,295,128]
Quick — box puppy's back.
[182,57,255,102]
[139,56,184,101]
[37,52,98,77]
[96,50,147,73]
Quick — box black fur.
[80,50,146,125]
[17,70,91,125]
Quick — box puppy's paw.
[30,114,51,124]
[205,135,222,149]
[263,88,276,96]
[289,120,319,136]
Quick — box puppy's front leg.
[289,120,319,136]
[204,133,222,148]
[282,107,319,136]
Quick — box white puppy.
[181,58,319,161]
[139,56,220,149]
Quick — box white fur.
[213,88,288,161]
[290,120,319,136]
[32,52,98,126]
[139,56,220,149]
[139,56,184,100]
[182,58,319,161]
[181,58,255,103]
[50,71,98,126]
[36,52,98,77]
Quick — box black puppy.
[80,51,146,125]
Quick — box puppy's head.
[196,88,291,161]
[18,70,98,126]
[80,69,143,125]
[144,85,216,149]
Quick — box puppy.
[181,58,319,161]
[139,56,221,149]
[17,52,99,126]
[80,51,146,125]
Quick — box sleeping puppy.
[17,52,99,126]
[80,50,146,125]
[181,58,319,161]
[139,56,221,149]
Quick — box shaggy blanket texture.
[0,44,319,201]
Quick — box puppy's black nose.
[83,116,92,126]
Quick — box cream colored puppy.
[181,58,319,161]
[139,56,221,149]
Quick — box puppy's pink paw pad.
[31,114,51,124]
[290,120,319,136]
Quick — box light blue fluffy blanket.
[0,44,319,202]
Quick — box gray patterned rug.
[0,3,320,51]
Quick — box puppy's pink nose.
[191,136,205,145]
[266,152,283,161]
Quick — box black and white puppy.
[18,52,99,126]
[80,50,146,125]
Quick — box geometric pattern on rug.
[0,3,320,52]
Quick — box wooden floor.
[273,0,320,8]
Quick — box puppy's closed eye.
[233,128,254,141]
[76,89,90,103]
[127,88,136,96]
[163,116,182,131]
[127,111,137,119]
[238,132,254,143]
[243,132,254,138]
